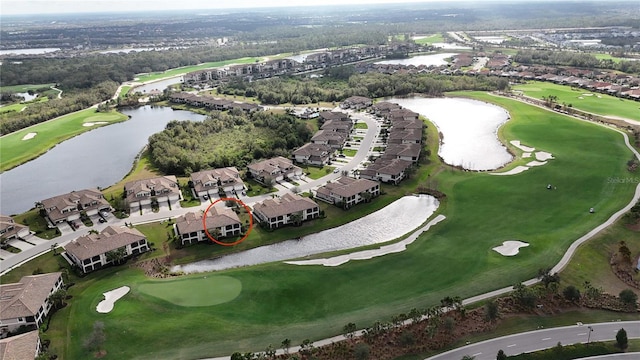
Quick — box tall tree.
[616,328,628,350]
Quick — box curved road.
[428,321,640,360]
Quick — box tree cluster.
[220,73,505,106]
[147,110,313,174]
[514,50,640,74]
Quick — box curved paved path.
[427,321,640,360]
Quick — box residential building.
[292,143,333,166]
[247,156,302,185]
[124,175,181,212]
[174,206,242,245]
[371,101,402,117]
[40,189,110,225]
[315,177,380,208]
[0,216,30,241]
[0,330,41,359]
[0,272,64,338]
[320,119,353,133]
[190,167,245,199]
[253,193,320,229]
[319,111,350,123]
[340,96,373,110]
[310,130,348,149]
[63,226,149,273]
[387,128,423,144]
[359,158,413,185]
[383,143,422,163]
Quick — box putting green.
[137,275,241,307]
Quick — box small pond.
[375,53,458,67]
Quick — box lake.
[389,97,512,171]
[172,194,439,273]
[0,106,206,215]
[133,77,183,93]
[375,53,458,67]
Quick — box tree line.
[147,110,313,175]
[514,50,640,74]
[219,72,508,105]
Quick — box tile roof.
[0,272,62,320]
[63,226,146,261]
[190,167,244,193]
[0,215,28,240]
[247,156,301,177]
[293,143,332,158]
[317,176,379,199]
[40,189,109,222]
[0,330,39,360]
[176,207,241,234]
[124,176,180,203]
[253,193,319,219]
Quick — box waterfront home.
[315,177,380,208]
[40,189,110,225]
[253,193,320,229]
[174,207,242,245]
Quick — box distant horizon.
[0,0,625,16]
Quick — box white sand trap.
[21,132,37,140]
[578,97,584,99]
[535,151,554,161]
[83,121,108,127]
[597,95,602,98]
[522,153,532,158]
[490,166,530,176]
[493,240,529,256]
[510,140,535,152]
[96,286,130,313]
[526,160,547,167]
[286,215,446,267]
[582,93,593,96]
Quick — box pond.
[389,97,512,171]
[172,194,439,274]
[375,53,458,67]
[14,92,38,102]
[133,77,183,93]
[0,106,206,215]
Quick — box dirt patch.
[134,257,174,278]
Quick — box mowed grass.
[136,275,242,307]
[513,81,640,121]
[60,93,638,359]
[0,83,55,93]
[135,57,260,82]
[0,109,128,172]
[413,33,445,44]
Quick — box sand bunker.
[96,286,130,313]
[490,166,530,176]
[286,215,446,267]
[535,151,554,161]
[492,140,554,176]
[510,140,535,152]
[83,121,108,127]
[582,93,593,96]
[578,97,584,99]
[21,132,37,140]
[493,240,529,256]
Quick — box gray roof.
[248,156,301,177]
[293,143,332,158]
[384,143,422,158]
[0,272,62,320]
[190,167,244,193]
[317,176,379,199]
[124,176,179,203]
[176,207,241,234]
[253,193,319,219]
[64,226,146,261]
[41,189,109,222]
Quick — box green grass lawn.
[300,165,335,180]
[12,209,60,238]
[592,53,638,63]
[0,109,128,172]
[512,81,640,121]
[413,34,444,45]
[245,179,277,197]
[342,148,357,157]
[51,93,638,359]
[119,85,131,98]
[354,122,368,129]
[0,83,55,93]
[137,275,242,306]
[135,57,260,83]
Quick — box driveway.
[7,239,34,251]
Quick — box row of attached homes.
[168,92,263,112]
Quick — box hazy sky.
[1,0,470,15]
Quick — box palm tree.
[281,339,291,354]
[106,247,127,265]
[360,191,373,203]
[289,212,303,226]
[48,288,67,310]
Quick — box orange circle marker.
[202,197,253,246]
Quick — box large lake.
[0,106,206,215]
[376,53,457,66]
[389,97,512,170]
[172,194,439,274]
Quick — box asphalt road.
[428,321,640,360]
